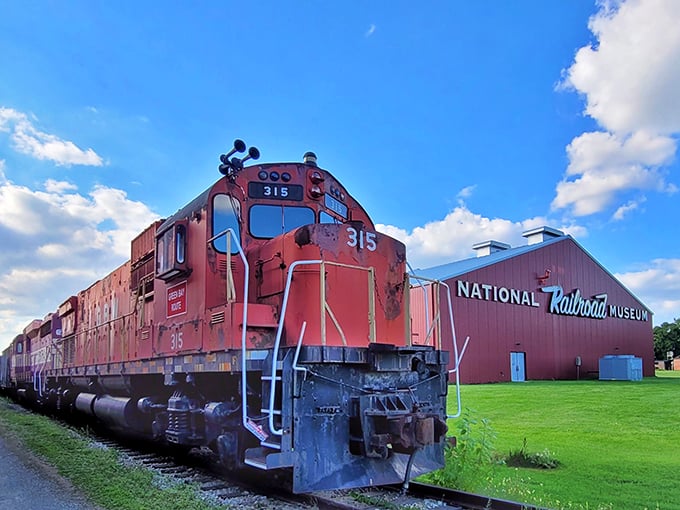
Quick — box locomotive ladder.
[243,347,296,470]
[209,228,298,470]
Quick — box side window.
[212,194,241,254]
[157,227,175,276]
[250,205,315,239]
[176,225,186,264]
[16,342,22,354]
[156,221,189,281]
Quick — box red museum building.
[411,227,654,384]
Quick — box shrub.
[505,438,560,469]
[421,408,500,490]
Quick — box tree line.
[653,318,680,361]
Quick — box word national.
[456,280,540,307]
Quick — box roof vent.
[522,226,564,245]
[472,240,511,257]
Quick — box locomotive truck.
[0,141,464,493]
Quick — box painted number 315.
[346,227,377,251]
[171,332,183,350]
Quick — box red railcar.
[7,143,457,492]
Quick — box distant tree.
[653,318,680,360]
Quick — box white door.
[511,352,526,382]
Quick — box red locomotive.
[0,141,457,492]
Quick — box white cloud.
[377,203,585,269]
[612,197,645,221]
[0,107,104,167]
[45,179,78,193]
[562,0,680,135]
[365,24,376,37]
[456,185,476,201]
[0,170,159,349]
[615,258,680,325]
[552,130,676,216]
[555,0,680,218]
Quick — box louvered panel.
[218,260,238,272]
[211,311,225,325]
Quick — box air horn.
[219,139,260,176]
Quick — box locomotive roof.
[158,161,375,233]
[158,187,211,233]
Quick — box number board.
[324,193,348,219]
[248,182,303,201]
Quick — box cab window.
[250,205,314,238]
[212,194,241,253]
[320,211,341,224]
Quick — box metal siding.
[440,238,654,383]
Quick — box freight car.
[2,141,464,493]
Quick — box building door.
[510,352,526,382]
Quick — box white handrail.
[408,274,470,419]
[36,348,50,398]
[440,280,470,419]
[266,260,377,435]
[206,228,251,436]
[292,322,308,377]
[268,260,322,436]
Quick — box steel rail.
[403,481,548,510]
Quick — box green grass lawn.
[438,372,680,509]
[0,399,220,510]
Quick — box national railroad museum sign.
[456,280,649,322]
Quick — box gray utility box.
[599,355,643,381]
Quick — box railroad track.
[2,399,539,510]
[94,435,307,509]
[94,431,543,510]
[308,482,546,510]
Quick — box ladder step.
[260,408,281,415]
[261,375,282,381]
[243,454,268,470]
[244,447,293,469]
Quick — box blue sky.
[1,1,679,349]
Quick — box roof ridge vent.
[472,240,511,257]
[522,226,564,245]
